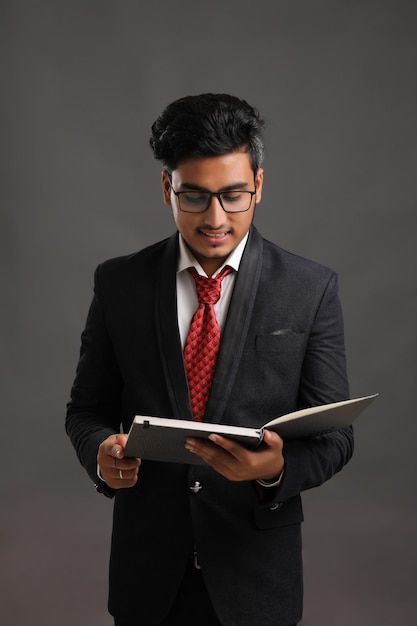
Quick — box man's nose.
[205,195,225,225]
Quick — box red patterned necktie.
[184,266,233,421]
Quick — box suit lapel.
[204,227,264,424]
[155,233,193,420]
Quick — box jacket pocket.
[255,331,305,353]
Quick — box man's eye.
[184,193,207,204]
[222,192,242,202]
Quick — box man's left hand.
[184,429,284,482]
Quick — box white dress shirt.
[176,232,249,348]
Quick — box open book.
[123,394,378,465]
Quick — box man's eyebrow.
[178,181,250,192]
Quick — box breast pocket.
[255,331,306,353]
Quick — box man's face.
[162,152,263,276]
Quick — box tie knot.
[189,266,233,305]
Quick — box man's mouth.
[200,230,230,239]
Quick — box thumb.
[112,434,129,458]
[262,429,283,448]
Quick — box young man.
[66,94,353,626]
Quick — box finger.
[185,437,226,463]
[115,467,138,481]
[106,462,140,489]
[185,436,235,457]
[185,438,241,478]
[98,434,140,483]
[99,434,126,458]
[113,457,141,471]
[185,437,214,457]
[207,434,248,459]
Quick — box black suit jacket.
[66,227,353,626]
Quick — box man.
[66,93,353,626]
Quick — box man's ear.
[255,168,264,204]
[161,170,172,205]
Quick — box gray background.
[2,1,416,624]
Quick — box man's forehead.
[170,151,254,180]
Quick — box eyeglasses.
[170,187,256,213]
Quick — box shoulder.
[96,235,174,281]
[260,234,336,281]
[101,236,172,270]
[89,235,177,301]
[254,234,342,319]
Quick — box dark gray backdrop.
[2,1,416,624]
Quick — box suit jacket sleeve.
[66,264,123,487]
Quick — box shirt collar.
[177,231,249,278]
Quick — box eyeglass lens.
[178,191,253,213]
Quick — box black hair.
[149,93,265,173]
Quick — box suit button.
[190,481,202,494]
[269,502,283,511]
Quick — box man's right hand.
[97,434,141,489]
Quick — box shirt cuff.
[256,469,284,488]
[97,463,106,483]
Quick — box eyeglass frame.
[168,182,257,214]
